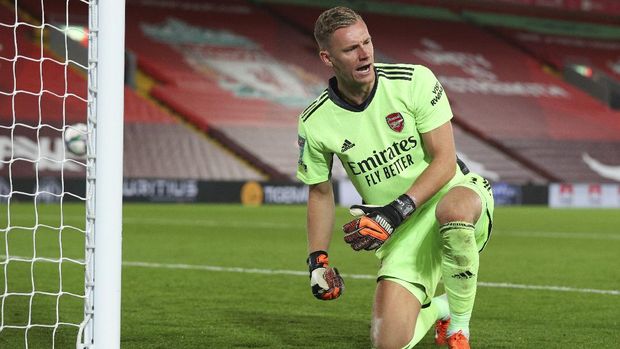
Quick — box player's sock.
[433,294,451,345]
[448,313,471,339]
[439,221,479,339]
[433,293,450,321]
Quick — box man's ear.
[319,50,333,67]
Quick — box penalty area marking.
[124,261,620,296]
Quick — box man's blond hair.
[314,6,363,49]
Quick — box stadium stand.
[452,127,545,184]
[124,122,263,180]
[484,0,620,16]
[263,2,620,183]
[390,0,620,24]
[0,1,263,180]
[9,0,619,184]
[120,0,550,183]
[122,0,329,180]
[452,11,620,82]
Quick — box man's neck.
[335,75,375,106]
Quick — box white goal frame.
[81,0,125,348]
[0,0,124,346]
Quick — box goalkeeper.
[297,6,494,349]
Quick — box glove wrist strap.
[391,194,417,221]
[307,250,329,271]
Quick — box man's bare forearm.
[405,122,457,207]
[405,153,455,206]
[307,181,335,253]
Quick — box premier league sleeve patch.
[297,135,308,172]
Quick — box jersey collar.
[327,68,378,112]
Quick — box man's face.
[321,20,374,88]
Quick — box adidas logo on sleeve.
[341,139,356,152]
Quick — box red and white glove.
[342,194,416,251]
[307,251,344,300]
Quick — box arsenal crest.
[386,113,404,132]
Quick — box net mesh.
[0,0,92,347]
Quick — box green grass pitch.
[1,203,619,348]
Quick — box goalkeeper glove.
[342,194,416,251]
[307,250,344,300]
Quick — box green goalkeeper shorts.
[375,172,494,305]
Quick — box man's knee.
[436,187,481,225]
[371,323,413,349]
[371,280,421,348]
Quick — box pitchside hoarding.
[7,178,614,207]
[490,182,523,205]
[549,183,620,208]
[122,180,317,204]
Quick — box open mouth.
[356,64,372,73]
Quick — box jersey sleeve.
[296,119,333,184]
[411,65,453,133]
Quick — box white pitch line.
[499,231,620,241]
[476,281,619,295]
[123,261,620,296]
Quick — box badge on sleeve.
[297,135,307,172]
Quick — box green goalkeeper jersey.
[296,63,464,205]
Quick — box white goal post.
[88,0,125,348]
[0,0,125,347]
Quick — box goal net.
[0,0,123,348]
